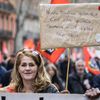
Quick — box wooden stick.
[65,48,71,90]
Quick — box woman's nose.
[25,65,30,70]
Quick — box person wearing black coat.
[68,59,92,94]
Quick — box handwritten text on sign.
[40,3,100,49]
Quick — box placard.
[40,3,100,49]
[0,93,99,100]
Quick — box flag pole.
[50,0,71,91]
[65,48,71,90]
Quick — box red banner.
[37,42,65,63]
[51,0,70,4]
[83,47,100,75]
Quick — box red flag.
[24,39,35,49]
[83,47,100,75]
[37,42,65,63]
[37,0,70,63]
[51,0,70,4]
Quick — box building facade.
[0,0,16,57]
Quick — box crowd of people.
[0,48,100,98]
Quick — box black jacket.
[68,72,92,94]
[93,75,100,89]
[39,84,59,93]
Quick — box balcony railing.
[0,3,15,13]
[0,30,12,39]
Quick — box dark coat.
[59,59,75,82]
[0,65,7,84]
[93,75,100,89]
[39,84,59,93]
[68,72,92,94]
[2,70,12,87]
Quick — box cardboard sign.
[0,93,99,100]
[40,3,100,49]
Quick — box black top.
[39,84,59,93]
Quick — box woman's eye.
[29,63,34,67]
[21,63,27,67]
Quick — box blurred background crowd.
[0,0,100,94]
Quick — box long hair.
[11,49,51,92]
[46,63,64,91]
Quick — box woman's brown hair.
[11,49,51,92]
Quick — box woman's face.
[48,67,55,78]
[18,56,38,81]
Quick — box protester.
[0,49,58,93]
[68,59,92,94]
[6,54,15,71]
[1,54,15,87]
[46,63,64,91]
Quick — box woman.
[0,49,58,93]
[46,63,64,91]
